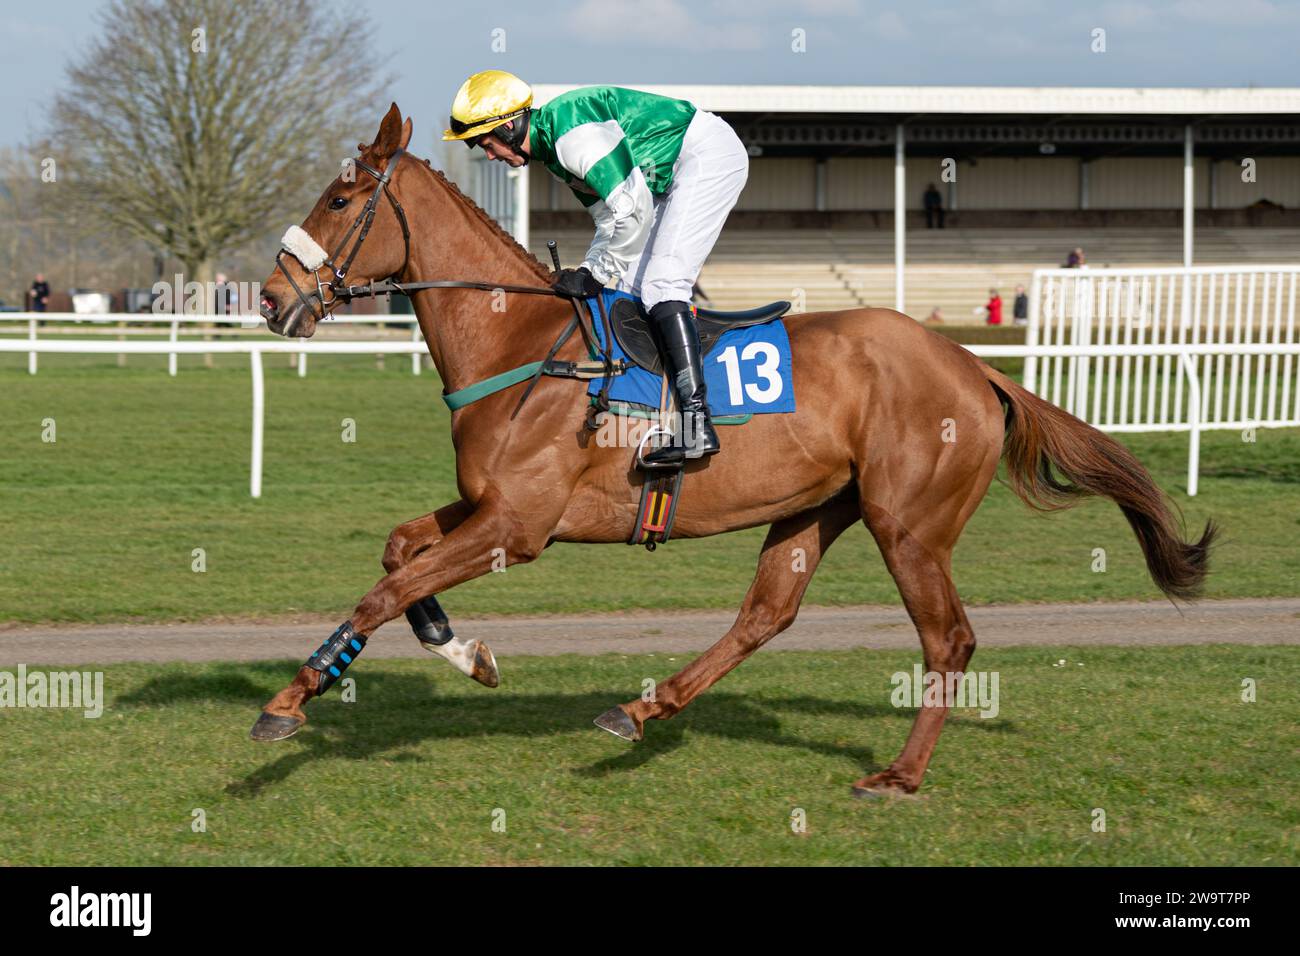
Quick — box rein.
[273,148,624,421]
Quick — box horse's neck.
[403,170,564,395]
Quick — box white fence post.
[1024,272,1041,392]
[169,319,179,377]
[411,324,421,375]
[510,165,530,251]
[894,123,906,314]
[28,317,37,375]
[1181,351,1202,497]
[250,349,265,499]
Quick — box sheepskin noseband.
[280,225,328,272]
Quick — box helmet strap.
[496,110,532,165]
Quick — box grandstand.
[529,226,1300,317]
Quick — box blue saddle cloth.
[583,289,796,417]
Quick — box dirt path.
[1,598,1296,666]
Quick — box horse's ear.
[399,116,413,151]
[369,103,405,159]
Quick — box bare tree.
[51,0,388,289]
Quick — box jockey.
[443,70,749,468]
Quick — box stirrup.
[640,445,687,469]
[635,425,680,470]
[639,412,718,468]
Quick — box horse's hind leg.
[851,503,977,796]
[597,489,860,741]
[382,499,498,688]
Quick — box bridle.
[272,146,570,322]
[269,145,625,424]
[274,149,413,323]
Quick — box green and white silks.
[530,86,749,309]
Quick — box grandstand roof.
[532,85,1300,116]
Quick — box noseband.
[274,149,412,322]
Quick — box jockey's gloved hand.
[552,266,604,299]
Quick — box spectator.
[29,273,50,312]
[925,306,944,324]
[1065,246,1086,268]
[923,183,945,229]
[1013,285,1029,326]
[985,289,1003,326]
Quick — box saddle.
[610,299,792,375]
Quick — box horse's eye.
[328,196,349,211]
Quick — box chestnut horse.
[253,105,1215,796]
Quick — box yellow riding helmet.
[443,70,533,143]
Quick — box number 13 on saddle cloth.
[584,289,796,417]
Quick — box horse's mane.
[404,154,552,281]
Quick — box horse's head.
[260,103,414,338]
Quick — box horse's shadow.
[116,663,1016,797]
[1200,460,1300,484]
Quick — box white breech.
[618,109,749,310]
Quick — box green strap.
[443,366,755,427]
[442,362,544,411]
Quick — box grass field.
[2,353,1296,868]
[0,645,1295,866]
[2,354,1299,624]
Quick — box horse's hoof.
[470,641,499,688]
[249,711,304,742]
[594,706,642,742]
[850,772,919,799]
[850,785,887,800]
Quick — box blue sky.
[3,0,1297,155]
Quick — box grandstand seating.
[529,227,1300,322]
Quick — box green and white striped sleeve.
[553,120,654,285]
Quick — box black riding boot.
[641,300,721,469]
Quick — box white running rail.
[1025,266,1300,432]
[0,311,424,378]
[5,334,1300,498]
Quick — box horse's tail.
[982,365,1217,602]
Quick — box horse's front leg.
[250,492,554,741]
[381,499,498,687]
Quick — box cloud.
[985,0,1045,15]
[568,0,764,51]
[797,0,866,14]
[710,0,864,15]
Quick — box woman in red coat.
[985,289,1003,326]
